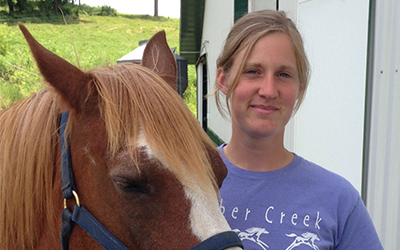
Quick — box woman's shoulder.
[294,154,360,197]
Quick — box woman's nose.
[258,74,278,99]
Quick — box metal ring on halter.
[63,190,80,209]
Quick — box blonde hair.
[214,9,310,117]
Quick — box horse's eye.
[112,177,150,194]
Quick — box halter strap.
[190,231,244,250]
[60,112,76,201]
[59,112,130,250]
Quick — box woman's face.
[217,32,300,140]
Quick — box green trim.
[234,0,248,22]
[179,0,205,64]
[207,128,225,146]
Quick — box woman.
[214,10,383,249]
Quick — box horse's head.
[16,24,241,249]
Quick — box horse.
[0,24,243,250]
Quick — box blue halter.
[60,112,130,250]
[59,112,243,250]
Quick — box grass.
[0,14,197,114]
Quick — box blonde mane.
[89,63,218,192]
[0,62,218,249]
[0,88,60,249]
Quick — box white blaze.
[137,129,240,249]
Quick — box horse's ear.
[19,23,93,112]
[142,30,178,91]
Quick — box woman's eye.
[245,69,259,75]
[278,72,291,78]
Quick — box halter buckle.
[63,190,80,209]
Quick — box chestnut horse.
[0,24,243,250]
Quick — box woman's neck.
[223,131,294,172]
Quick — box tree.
[16,0,27,11]
[154,0,158,17]
[6,0,14,13]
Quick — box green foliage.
[0,23,10,56]
[0,15,197,115]
[78,4,118,16]
[183,65,197,118]
[0,22,43,108]
[0,1,119,21]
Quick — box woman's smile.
[250,104,279,115]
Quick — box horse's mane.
[88,63,218,192]
[0,62,218,249]
[0,88,60,249]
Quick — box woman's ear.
[217,68,228,94]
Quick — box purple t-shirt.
[218,144,383,250]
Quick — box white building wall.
[285,0,370,194]
[201,0,235,143]
[366,1,400,249]
[249,0,276,11]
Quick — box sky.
[80,0,181,18]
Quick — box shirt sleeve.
[335,197,383,249]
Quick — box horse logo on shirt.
[285,232,320,250]
[233,227,270,249]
